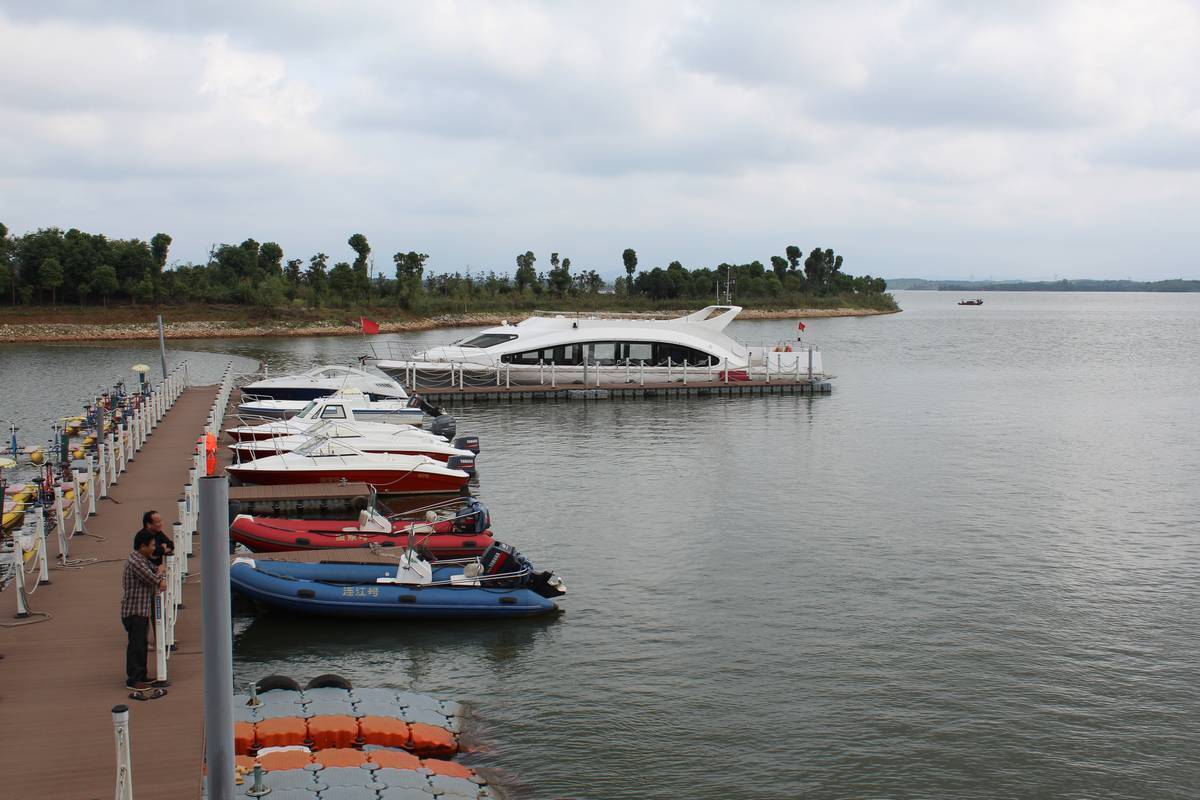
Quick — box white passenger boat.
[236,389,427,425]
[369,305,825,386]
[226,438,472,494]
[229,420,477,464]
[241,365,407,402]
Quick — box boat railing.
[382,350,827,392]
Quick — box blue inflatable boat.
[230,543,566,619]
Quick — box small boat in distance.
[958,298,984,306]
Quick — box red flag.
[797,320,806,332]
[360,317,380,335]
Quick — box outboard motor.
[447,453,476,476]
[430,414,457,441]
[479,542,523,583]
[529,570,567,599]
[453,499,490,534]
[453,435,481,454]
[409,394,447,418]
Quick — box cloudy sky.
[2,1,1198,281]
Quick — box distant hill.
[886,278,1200,292]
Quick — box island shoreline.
[0,307,899,343]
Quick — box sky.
[1,1,1198,282]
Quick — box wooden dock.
[414,377,832,403]
[0,386,222,799]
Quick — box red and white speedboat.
[229,499,493,559]
[226,438,472,494]
[229,420,477,464]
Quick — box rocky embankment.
[0,307,896,343]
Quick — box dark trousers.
[122,615,149,685]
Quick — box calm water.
[3,292,1198,799]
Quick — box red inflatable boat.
[229,500,493,559]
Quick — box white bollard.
[37,512,50,585]
[640,360,645,386]
[153,594,168,685]
[112,704,134,800]
[96,445,108,500]
[173,521,187,575]
[551,362,557,388]
[53,485,69,560]
[71,470,84,536]
[115,427,126,475]
[12,528,29,616]
[106,433,118,485]
[85,456,97,516]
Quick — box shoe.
[126,681,151,690]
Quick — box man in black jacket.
[138,509,174,567]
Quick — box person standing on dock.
[139,509,174,567]
[122,531,165,689]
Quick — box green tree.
[548,252,572,294]
[770,255,788,280]
[348,233,371,303]
[306,253,329,306]
[329,261,356,307]
[393,251,428,307]
[40,257,64,304]
[150,232,171,304]
[284,258,303,285]
[258,242,284,276]
[786,245,801,272]
[93,264,118,307]
[514,251,537,292]
[0,222,11,304]
[622,248,637,288]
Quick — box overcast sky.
[2,1,1198,281]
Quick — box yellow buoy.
[30,450,45,465]
[72,448,85,460]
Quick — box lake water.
[2,291,1198,799]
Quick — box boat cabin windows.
[319,405,347,419]
[499,341,717,366]
[460,333,519,349]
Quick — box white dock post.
[106,433,118,485]
[506,364,511,388]
[496,365,501,387]
[808,346,814,381]
[724,357,729,384]
[85,455,97,515]
[153,594,168,686]
[459,366,464,390]
[683,361,688,385]
[96,445,108,499]
[71,469,84,536]
[53,485,69,561]
[766,356,772,384]
[115,425,126,474]
[12,529,29,616]
[551,362,557,388]
[173,521,187,576]
[165,554,178,648]
[36,512,50,585]
[667,357,672,383]
[112,704,134,800]
[640,360,645,386]
[539,360,545,385]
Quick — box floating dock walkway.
[414,377,832,403]
[0,368,234,799]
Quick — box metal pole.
[112,704,134,800]
[157,315,168,383]
[200,475,235,800]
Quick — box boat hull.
[230,560,559,618]
[225,465,469,494]
[230,516,493,558]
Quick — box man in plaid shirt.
[122,530,166,689]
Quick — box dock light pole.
[200,475,234,800]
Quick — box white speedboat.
[241,365,407,402]
[226,438,472,495]
[229,421,477,464]
[236,389,425,425]
[370,305,825,385]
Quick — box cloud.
[1,1,1199,280]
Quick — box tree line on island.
[0,223,893,313]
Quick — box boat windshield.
[295,400,319,419]
[457,333,518,349]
